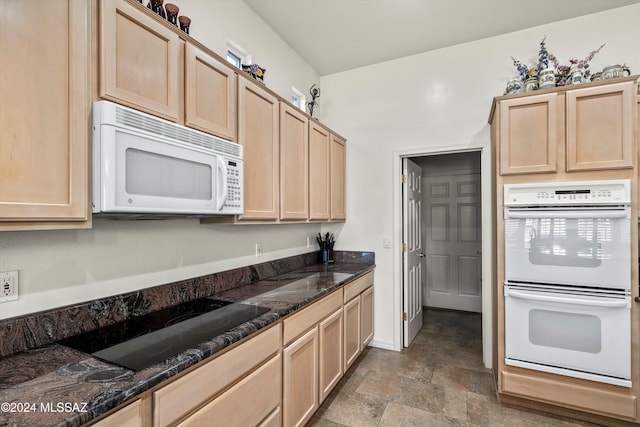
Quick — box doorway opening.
[396,147,492,368]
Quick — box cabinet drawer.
[153,325,281,427]
[283,290,342,345]
[176,353,282,427]
[343,271,374,302]
[91,398,146,427]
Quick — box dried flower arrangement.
[549,43,605,86]
[510,37,605,87]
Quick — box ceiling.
[243,0,640,75]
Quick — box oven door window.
[529,309,601,353]
[505,213,630,289]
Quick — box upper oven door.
[504,206,631,289]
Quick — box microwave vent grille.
[115,107,241,158]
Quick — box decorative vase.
[569,66,585,85]
[524,77,539,92]
[504,77,523,95]
[539,68,556,89]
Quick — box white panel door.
[424,173,482,312]
[403,158,423,347]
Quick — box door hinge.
[402,243,407,252]
[402,312,407,321]
[402,174,407,184]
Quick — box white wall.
[319,4,640,351]
[0,0,322,320]
[178,0,320,104]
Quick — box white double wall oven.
[503,180,632,387]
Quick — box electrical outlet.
[306,236,311,248]
[255,242,263,257]
[0,270,19,303]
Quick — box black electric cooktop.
[58,298,269,371]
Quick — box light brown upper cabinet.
[330,134,347,221]
[309,122,331,221]
[280,104,309,220]
[498,93,559,175]
[309,123,347,222]
[493,78,636,176]
[100,0,237,140]
[566,82,635,171]
[0,0,91,231]
[185,43,237,141]
[238,80,280,221]
[100,0,181,122]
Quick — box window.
[226,51,242,68]
[291,86,306,111]
[226,40,250,69]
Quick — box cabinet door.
[176,354,282,427]
[238,80,280,220]
[309,122,331,220]
[499,93,559,175]
[185,43,237,141]
[283,327,318,427]
[343,296,361,370]
[566,82,635,171]
[100,0,180,121]
[280,104,309,220]
[319,308,343,403]
[330,134,346,220]
[360,286,374,348]
[0,0,90,229]
[92,398,147,427]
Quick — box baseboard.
[368,338,397,351]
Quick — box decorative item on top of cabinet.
[506,36,605,92]
[100,0,181,122]
[0,0,91,231]
[242,63,266,84]
[307,84,320,117]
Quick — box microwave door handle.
[216,157,228,211]
[505,209,628,220]
[506,288,629,308]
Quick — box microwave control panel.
[224,160,243,212]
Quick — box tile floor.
[308,308,598,427]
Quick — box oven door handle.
[505,208,628,219]
[506,288,629,308]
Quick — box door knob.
[418,252,426,258]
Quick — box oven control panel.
[504,179,630,206]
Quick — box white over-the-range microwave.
[92,100,243,217]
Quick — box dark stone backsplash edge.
[0,250,373,358]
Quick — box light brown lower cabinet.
[90,397,149,427]
[153,325,281,427]
[344,272,375,370]
[283,290,343,427]
[176,353,282,427]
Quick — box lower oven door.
[504,283,631,387]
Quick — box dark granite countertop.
[0,258,374,427]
